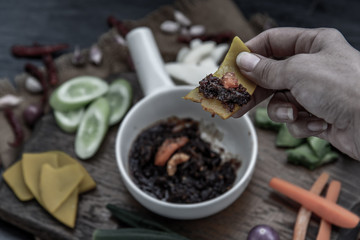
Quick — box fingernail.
[307,121,328,132]
[236,52,260,72]
[276,107,294,121]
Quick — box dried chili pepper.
[11,43,69,58]
[4,108,24,147]
[107,15,129,37]
[43,54,58,86]
[24,63,48,103]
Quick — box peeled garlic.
[89,45,102,65]
[25,76,43,93]
[189,25,206,37]
[160,20,180,33]
[0,94,22,109]
[174,10,191,27]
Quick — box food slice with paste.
[184,36,256,119]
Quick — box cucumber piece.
[92,228,189,240]
[286,144,319,170]
[50,76,109,111]
[106,204,173,233]
[104,79,132,126]
[307,136,331,158]
[54,108,84,133]
[254,107,282,131]
[75,97,110,160]
[276,124,304,148]
[286,143,338,170]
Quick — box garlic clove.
[25,76,43,93]
[165,62,217,85]
[0,94,23,109]
[189,38,202,49]
[211,43,229,64]
[160,20,180,33]
[114,33,126,46]
[174,10,191,27]
[90,44,103,65]
[176,47,190,62]
[189,25,206,37]
[182,41,216,64]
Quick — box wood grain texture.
[0,74,360,240]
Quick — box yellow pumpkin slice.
[22,152,58,203]
[52,188,79,228]
[54,151,96,193]
[3,161,34,201]
[184,36,256,119]
[40,163,84,213]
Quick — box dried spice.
[129,117,240,203]
[4,108,24,147]
[107,15,129,37]
[43,54,58,86]
[11,43,68,58]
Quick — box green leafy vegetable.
[276,124,304,148]
[254,107,282,131]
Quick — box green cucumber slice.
[50,76,109,111]
[276,124,305,148]
[54,108,84,133]
[75,97,110,160]
[105,79,132,126]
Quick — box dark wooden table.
[1,0,360,239]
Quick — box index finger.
[246,27,323,57]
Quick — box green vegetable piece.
[104,79,132,126]
[106,204,174,233]
[92,228,189,240]
[307,136,331,158]
[75,97,110,160]
[286,143,338,170]
[254,107,282,131]
[276,124,304,148]
[54,108,84,133]
[50,76,109,111]
[286,144,320,170]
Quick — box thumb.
[236,52,287,90]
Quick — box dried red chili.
[11,43,69,58]
[107,15,129,37]
[43,54,58,86]
[4,108,24,148]
[24,63,48,103]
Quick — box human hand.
[234,27,360,160]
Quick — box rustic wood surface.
[0,72,359,240]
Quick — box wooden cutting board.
[0,73,359,240]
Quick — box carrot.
[269,177,359,229]
[293,172,329,240]
[154,136,189,166]
[316,180,341,240]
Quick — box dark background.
[0,0,359,239]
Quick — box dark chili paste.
[198,73,251,112]
[129,117,240,204]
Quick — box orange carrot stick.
[316,180,341,240]
[269,177,359,229]
[293,172,329,240]
[154,136,189,166]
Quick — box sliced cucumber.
[105,79,132,126]
[75,97,110,160]
[54,108,84,133]
[50,76,109,111]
